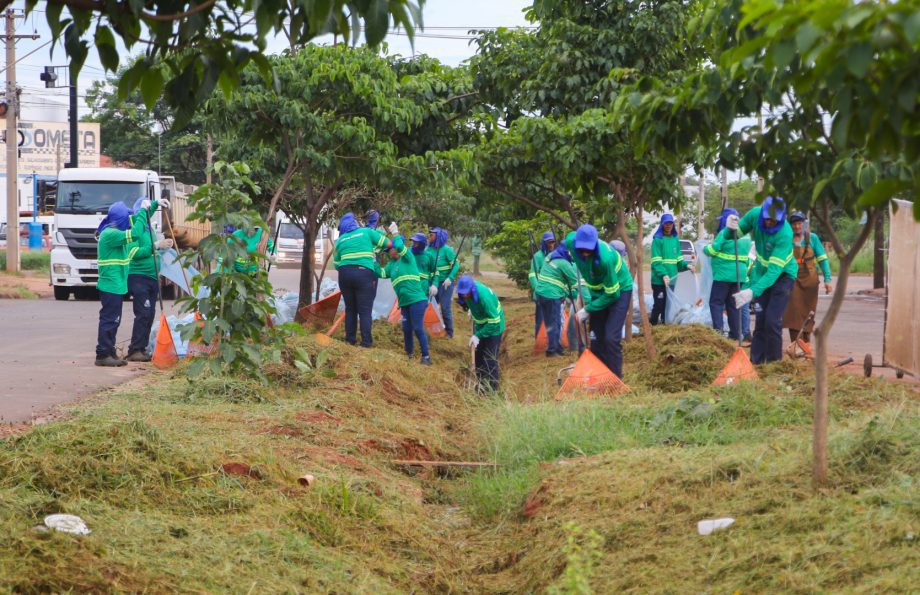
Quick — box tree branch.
[484,181,577,229]
[140,0,218,22]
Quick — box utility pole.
[873,208,885,289]
[720,165,728,211]
[757,112,765,192]
[206,133,212,184]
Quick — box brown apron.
[783,241,819,332]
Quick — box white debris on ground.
[43,514,91,535]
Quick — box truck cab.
[50,168,162,301]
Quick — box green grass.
[828,246,882,275]
[0,251,50,272]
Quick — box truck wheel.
[53,286,70,301]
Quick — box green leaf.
[856,179,910,208]
[294,360,312,373]
[771,39,796,69]
[117,61,146,100]
[794,22,821,53]
[140,68,165,110]
[845,42,873,78]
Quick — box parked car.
[680,239,697,266]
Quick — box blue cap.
[573,224,599,251]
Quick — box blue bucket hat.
[654,213,678,238]
[429,227,449,249]
[609,239,627,258]
[716,208,739,233]
[759,197,787,235]
[365,210,380,229]
[338,212,359,234]
[540,231,555,254]
[410,232,427,255]
[455,274,478,306]
[96,201,133,236]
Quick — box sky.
[6,0,533,119]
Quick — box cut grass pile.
[0,283,38,299]
[0,271,917,592]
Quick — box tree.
[207,45,471,313]
[19,0,426,125]
[468,0,706,356]
[624,0,920,485]
[84,67,208,184]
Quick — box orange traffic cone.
[555,350,629,400]
[711,348,759,386]
[561,309,572,350]
[532,321,548,354]
[298,291,342,330]
[424,302,447,337]
[151,314,179,369]
[387,299,402,324]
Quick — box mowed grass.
[0,271,916,592]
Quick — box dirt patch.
[300,446,386,478]
[296,410,342,425]
[259,425,305,437]
[397,438,434,460]
[521,483,549,519]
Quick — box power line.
[0,38,49,74]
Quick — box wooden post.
[873,209,885,289]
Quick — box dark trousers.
[96,290,124,359]
[588,290,631,378]
[709,280,741,340]
[533,299,544,338]
[338,266,377,347]
[401,300,430,358]
[650,284,667,325]
[438,281,455,337]
[566,302,585,353]
[128,274,159,354]
[537,295,563,354]
[475,334,502,393]
[751,274,795,364]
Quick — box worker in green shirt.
[333,212,393,347]
[125,197,174,362]
[650,213,694,325]
[528,231,555,338]
[534,241,582,357]
[410,232,437,297]
[230,224,275,275]
[427,227,459,338]
[782,211,833,343]
[456,275,505,393]
[704,208,752,341]
[727,196,799,363]
[376,234,432,365]
[94,201,153,367]
[565,225,633,378]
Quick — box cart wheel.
[896,369,905,379]
[863,353,873,378]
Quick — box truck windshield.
[56,181,146,214]
[279,223,304,239]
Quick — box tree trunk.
[615,206,633,340]
[294,220,317,322]
[873,209,885,289]
[473,254,481,276]
[811,208,878,486]
[635,203,656,359]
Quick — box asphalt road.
[0,271,902,424]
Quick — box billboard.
[0,120,100,175]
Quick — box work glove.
[442,277,452,290]
[726,214,740,230]
[428,285,438,298]
[268,254,277,264]
[155,238,174,250]
[469,335,480,348]
[139,199,151,211]
[576,308,588,322]
[662,275,671,286]
[387,221,399,235]
[159,198,171,210]
[733,288,754,308]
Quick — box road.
[0,271,904,424]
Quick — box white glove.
[469,335,480,348]
[662,275,671,286]
[726,214,740,230]
[387,221,399,235]
[428,285,438,298]
[733,288,754,308]
[140,199,151,211]
[269,254,277,264]
[576,308,588,322]
[155,238,174,250]
[442,277,452,289]
[159,198,170,210]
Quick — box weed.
[547,523,603,595]
[0,284,37,299]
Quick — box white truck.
[50,168,165,301]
